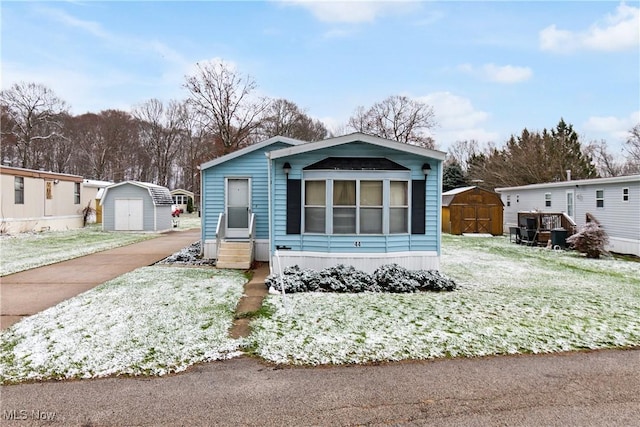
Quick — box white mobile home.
[496,175,640,256]
[0,165,84,234]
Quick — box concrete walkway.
[1,229,202,329]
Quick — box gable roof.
[442,186,503,207]
[495,174,640,192]
[199,136,307,170]
[170,188,194,197]
[266,132,447,161]
[101,181,173,206]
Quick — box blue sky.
[2,1,639,156]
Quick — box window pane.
[360,181,382,206]
[305,207,326,233]
[305,181,325,205]
[333,180,355,205]
[360,208,382,233]
[390,207,408,233]
[333,207,356,233]
[390,181,408,205]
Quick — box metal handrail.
[215,212,225,255]
[248,212,256,261]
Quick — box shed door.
[461,205,491,234]
[114,199,144,231]
[226,178,251,238]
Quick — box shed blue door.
[226,178,251,238]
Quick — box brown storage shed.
[442,186,504,236]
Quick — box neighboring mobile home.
[496,174,640,256]
[81,179,113,224]
[200,133,446,272]
[442,186,504,236]
[101,181,173,232]
[170,189,194,213]
[0,165,84,234]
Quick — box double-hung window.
[544,193,551,207]
[14,177,24,204]
[389,181,408,233]
[360,181,383,234]
[596,189,604,208]
[74,182,81,204]
[304,180,326,233]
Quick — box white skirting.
[607,237,640,257]
[1,215,83,234]
[271,250,440,273]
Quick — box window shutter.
[286,179,301,234]
[411,180,426,234]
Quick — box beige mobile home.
[0,166,84,234]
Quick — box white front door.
[114,199,144,230]
[566,191,575,219]
[226,178,250,238]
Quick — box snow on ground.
[0,227,157,276]
[0,267,246,383]
[2,233,638,382]
[247,235,640,365]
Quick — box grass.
[0,214,202,277]
[0,267,246,383]
[1,232,638,382]
[246,234,640,365]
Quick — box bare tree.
[347,95,436,148]
[624,123,640,173]
[0,82,68,169]
[447,139,481,171]
[585,140,624,177]
[132,99,188,187]
[184,59,270,154]
[259,98,328,141]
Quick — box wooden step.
[216,241,252,270]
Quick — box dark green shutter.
[411,180,426,234]
[286,179,301,234]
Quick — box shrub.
[266,263,456,294]
[566,221,609,259]
[186,197,194,214]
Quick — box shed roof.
[442,186,503,207]
[101,181,173,206]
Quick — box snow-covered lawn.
[247,235,640,365]
[0,267,246,383]
[1,234,638,382]
[0,226,157,276]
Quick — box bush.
[566,221,609,259]
[186,197,194,214]
[266,263,457,294]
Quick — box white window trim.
[544,192,552,208]
[622,187,629,203]
[596,189,604,208]
[302,170,411,235]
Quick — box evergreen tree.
[442,161,468,192]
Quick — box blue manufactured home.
[200,133,446,272]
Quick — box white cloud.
[539,2,640,53]
[417,92,499,150]
[279,0,419,23]
[583,111,640,143]
[457,63,532,84]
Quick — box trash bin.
[551,228,568,249]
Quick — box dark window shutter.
[411,180,426,234]
[286,179,301,234]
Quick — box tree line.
[2,58,638,196]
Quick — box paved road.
[1,229,201,329]
[1,348,638,426]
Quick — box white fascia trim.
[496,174,640,192]
[199,136,307,170]
[266,132,446,161]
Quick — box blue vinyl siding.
[201,141,292,241]
[270,143,442,255]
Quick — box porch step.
[216,241,252,270]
